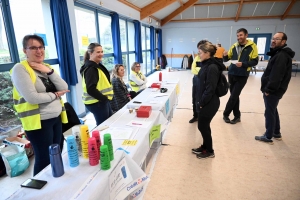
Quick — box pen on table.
[132,123,142,125]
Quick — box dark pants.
[85,100,113,126]
[192,76,198,118]
[264,94,281,139]
[197,95,220,153]
[25,116,62,176]
[223,75,248,118]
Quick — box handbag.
[0,145,29,177]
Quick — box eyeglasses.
[26,46,45,51]
[272,38,282,41]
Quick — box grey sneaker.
[196,150,215,159]
[255,135,274,145]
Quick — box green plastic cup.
[100,145,111,170]
[104,133,114,161]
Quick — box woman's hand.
[28,61,51,73]
[56,90,70,98]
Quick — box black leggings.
[26,116,62,176]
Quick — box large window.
[141,26,153,75]
[98,14,113,54]
[0,12,11,64]
[74,7,97,56]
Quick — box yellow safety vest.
[82,67,113,104]
[11,60,68,131]
[129,71,144,92]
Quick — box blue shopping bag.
[0,145,29,177]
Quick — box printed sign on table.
[122,140,138,146]
[109,156,133,200]
[176,84,180,95]
[165,99,170,115]
[149,124,161,146]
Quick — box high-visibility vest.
[10,60,68,131]
[129,71,144,92]
[82,67,113,104]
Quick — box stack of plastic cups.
[67,135,79,167]
[100,145,111,170]
[72,126,82,156]
[80,125,90,159]
[104,133,114,161]
[88,137,99,166]
[92,130,101,161]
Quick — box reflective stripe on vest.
[82,67,114,104]
[11,60,68,131]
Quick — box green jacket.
[224,40,258,76]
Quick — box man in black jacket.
[255,32,295,144]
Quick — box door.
[247,34,272,60]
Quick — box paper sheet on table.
[164,81,177,84]
[153,93,168,98]
[101,127,133,139]
[126,120,152,128]
[230,60,239,64]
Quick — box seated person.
[129,62,147,93]
[110,64,136,112]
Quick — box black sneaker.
[230,117,241,124]
[192,145,205,154]
[196,150,215,159]
[223,115,230,123]
[189,117,198,123]
[255,135,274,145]
[273,133,282,141]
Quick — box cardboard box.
[136,106,152,118]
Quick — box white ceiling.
[118,0,300,26]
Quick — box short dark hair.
[22,35,45,49]
[277,32,288,41]
[217,43,221,47]
[237,28,248,35]
[197,40,209,48]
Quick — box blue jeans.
[85,100,113,126]
[263,94,281,139]
[26,116,62,176]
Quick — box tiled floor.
[143,71,300,200]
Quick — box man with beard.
[223,28,258,124]
[255,32,294,144]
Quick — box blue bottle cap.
[49,144,61,155]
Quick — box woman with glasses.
[110,64,137,113]
[129,62,147,93]
[10,34,69,176]
[80,43,113,126]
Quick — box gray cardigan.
[11,63,68,120]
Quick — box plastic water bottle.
[49,144,64,177]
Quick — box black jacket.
[109,77,130,112]
[80,61,111,102]
[196,58,226,112]
[261,45,295,98]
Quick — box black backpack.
[215,72,229,97]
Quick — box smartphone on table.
[21,178,47,189]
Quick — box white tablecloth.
[7,109,167,200]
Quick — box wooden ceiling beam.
[140,0,177,20]
[178,0,184,6]
[170,14,300,22]
[161,0,198,26]
[193,0,294,7]
[281,0,296,20]
[235,0,244,22]
[149,15,161,22]
[118,0,141,11]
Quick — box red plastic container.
[151,83,161,89]
[136,106,152,118]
